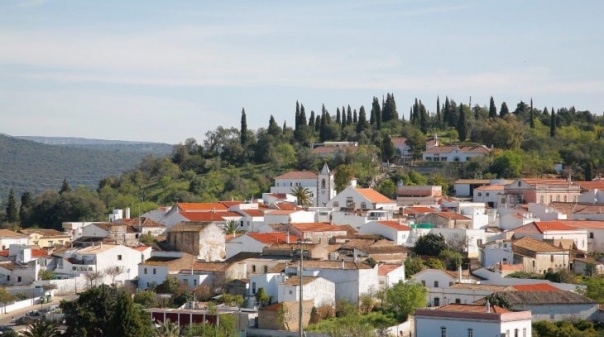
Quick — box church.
[269,163,336,207]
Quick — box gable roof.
[180,211,240,222]
[513,221,577,234]
[376,221,411,231]
[18,228,69,237]
[474,185,505,191]
[378,264,403,276]
[355,188,394,204]
[177,203,228,212]
[290,223,349,233]
[141,253,197,272]
[247,232,300,245]
[275,171,318,180]
[512,236,566,253]
[484,290,595,305]
[511,283,561,292]
[238,209,265,217]
[281,276,319,286]
[168,221,216,232]
[0,230,27,238]
[391,137,407,146]
[424,145,491,155]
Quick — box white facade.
[359,221,411,246]
[415,305,532,337]
[249,273,288,303]
[0,231,29,250]
[317,163,336,207]
[378,264,406,289]
[480,240,514,267]
[327,186,397,211]
[498,213,538,231]
[278,276,335,307]
[412,269,478,307]
[431,228,496,259]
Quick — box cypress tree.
[282,120,287,134]
[336,108,342,126]
[353,109,358,124]
[268,115,281,137]
[489,96,497,119]
[300,105,307,126]
[443,97,451,127]
[240,108,248,145]
[419,101,428,134]
[357,106,369,133]
[499,102,509,118]
[436,96,441,125]
[6,188,18,223]
[346,105,353,126]
[585,161,594,181]
[19,191,32,225]
[59,178,71,194]
[315,114,321,132]
[543,106,549,116]
[550,108,556,137]
[372,97,381,129]
[295,101,300,130]
[457,103,467,142]
[529,98,535,129]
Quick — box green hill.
[0,134,171,205]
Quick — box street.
[0,294,78,331]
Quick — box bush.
[316,303,335,319]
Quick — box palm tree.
[156,319,180,337]
[223,220,241,239]
[20,318,60,337]
[291,186,313,207]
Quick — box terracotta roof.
[0,249,49,258]
[302,260,374,270]
[219,201,245,208]
[275,171,318,180]
[247,232,300,244]
[549,220,604,230]
[424,145,491,155]
[574,181,604,191]
[132,246,151,252]
[378,264,403,276]
[449,284,512,292]
[281,276,319,286]
[391,137,407,146]
[290,223,349,233]
[168,221,216,232]
[454,179,492,184]
[403,206,436,215]
[177,203,228,212]
[18,229,68,237]
[512,236,566,253]
[0,261,15,270]
[516,178,575,187]
[272,203,302,211]
[511,283,560,292]
[238,209,264,217]
[484,290,595,305]
[180,211,240,222]
[311,145,357,155]
[474,185,504,191]
[355,188,394,204]
[0,230,27,238]
[533,221,576,232]
[376,221,411,231]
[435,212,471,220]
[265,210,297,215]
[142,253,197,272]
[436,304,510,314]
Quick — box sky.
[0,0,602,144]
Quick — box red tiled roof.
[238,209,264,217]
[512,283,560,292]
[533,221,576,232]
[180,211,241,222]
[475,185,505,191]
[0,249,48,258]
[275,171,318,180]
[391,137,407,146]
[356,188,394,204]
[574,181,604,191]
[290,223,349,233]
[247,232,300,244]
[219,201,245,208]
[177,203,228,212]
[424,145,491,155]
[560,220,604,229]
[519,178,572,186]
[403,206,436,215]
[273,203,302,211]
[378,264,402,276]
[265,210,297,215]
[435,212,470,220]
[377,221,411,231]
[436,304,510,314]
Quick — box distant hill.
[0,134,172,205]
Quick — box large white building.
[327,186,397,211]
[415,304,532,337]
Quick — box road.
[0,293,78,331]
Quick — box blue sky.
[0,0,602,144]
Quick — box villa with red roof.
[359,220,411,245]
[512,236,570,274]
[473,184,505,208]
[286,223,350,245]
[422,144,491,163]
[225,232,300,259]
[415,304,532,337]
[510,221,588,251]
[503,178,581,206]
[377,263,406,288]
[326,186,397,211]
[269,163,335,207]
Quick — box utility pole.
[299,242,303,337]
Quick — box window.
[518,181,521,187]
[540,196,544,203]
[144,268,147,274]
[514,329,519,337]
[333,201,339,207]
[6,276,9,281]
[48,240,54,245]
[153,268,156,275]
[455,298,461,304]
[434,281,439,287]
[117,255,122,261]
[194,279,197,285]
[434,297,440,306]
[441,326,446,337]
[477,192,482,197]
[17,276,21,282]
[467,328,473,337]
[449,282,453,286]
[346,197,354,207]
[486,193,490,197]
[252,282,257,294]
[360,202,367,209]
[564,195,567,202]
[556,195,560,202]
[321,179,326,189]
[289,290,293,295]
[252,265,257,273]
[264,266,268,273]
[590,232,594,239]
[551,255,554,262]
[523,328,527,337]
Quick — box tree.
[424,258,445,270]
[19,191,32,225]
[529,98,535,129]
[499,102,509,117]
[334,164,354,192]
[38,269,54,281]
[240,108,248,146]
[457,103,467,141]
[267,115,281,137]
[490,150,523,178]
[254,287,270,307]
[104,266,125,285]
[550,108,557,137]
[488,96,497,119]
[384,281,427,321]
[380,135,395,162]
[107,291,154,337]
[438,249,463,271]
[0,287,14,314]
[291,186,313,207]
[133,289,158,308]
[376,179,396,198]
[414,233,447,256]
[223,220,240,239]
[61,284,119,337]
[83,270,104,289]
[5,188,18,223]
[59,178,71,194]
[20,318,60,337]
[404,256,424,276]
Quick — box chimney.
[125,207,131,219]
[341,259,345,269]
[486,299,491,313]
[458,265,462,283]
[287,230,290,244]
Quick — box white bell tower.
[317,163,335,207]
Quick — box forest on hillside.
[2,93,603,230]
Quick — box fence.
[0,296,41,314]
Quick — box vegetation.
[532,319,604,337]
[413,233,447,256]
[20,318,61,337]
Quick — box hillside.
[0,134,171,205]
[16,136,173,155]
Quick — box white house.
[480,239,514,268]
[415,304,532,337]
[0,245,48,285]
[235,207,265,233]
[248,272,288,306]
[511,221,588,252]
[422,145,491,162]
[278,276,335,308]
[327,186,397,211]
[138,251,197,290]
[53,243,145,286]
[498,212,538,231]
[377,264,405,289]
[411,268,480,307]
[0,230,29,250]
[359,220,411,246]
[431,228,496,259]
[269,163,335,207]
[263,210,316,227]
[473,185,505,208]
[226,232,299,259]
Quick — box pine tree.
[550,108,557,137]
[457,103,467,142]
[5,188,18,223]
[108,291,153,337]
[489,96,497,119]
[529,98,535,129]
[499,102,509,118]
[240,108,248,145]
[59,178,71,194]
[19,191,32,225]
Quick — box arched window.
[321,179,326,189]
